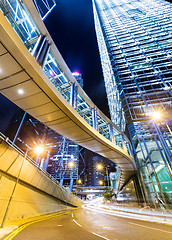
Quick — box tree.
[104,187,115,201]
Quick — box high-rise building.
[48,136,79,187]
[93,0,172,207]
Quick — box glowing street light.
[152,111,162,121]
[35,145,44,154]
[97,163,110,187]
[69,161,74,168]
[97,163,103,170]
[99,180,103,185]
[151,111,172,135]
[78,179,82,184]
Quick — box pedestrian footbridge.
[0,0,136,190]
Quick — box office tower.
[93,0,172,207]
[48,136,79,189]
[33,0,56,20]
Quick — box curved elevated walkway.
[0,0,136,190]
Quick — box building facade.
[93,0,172,207]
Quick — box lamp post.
[69,161,74,192]
[97,164,110,188]
[99,180,103,186]
[1,147,30,228]
[78,179,82,184]
[0,143,45,227]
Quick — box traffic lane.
[10,211,107,240]
[73,208,172,240]
[4,208,172,240]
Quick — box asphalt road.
[4,207,172,240]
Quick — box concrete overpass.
[0,0,136,190]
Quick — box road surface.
[2,207,172,240]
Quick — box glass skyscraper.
[93,0,172,208]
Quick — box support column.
[60,179,64,186]
[70,84,78,110]
[13,112,27,144]
[70,178,74,192]
[32,34,50,67]
[109,124,114,142]
[92,108,98,131]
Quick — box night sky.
[0,0,109,132]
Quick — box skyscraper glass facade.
[93,0,172,208]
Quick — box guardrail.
[0,0,132,158]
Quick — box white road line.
[129,222,172,234]
[57,225,62,227]
[92,232,110,240]
[73,219,82,227]
[72,218,111,240]
[72,213,74,218]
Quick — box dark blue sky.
[0,0,109,132]
[44,0,109,113]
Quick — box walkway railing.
[0,0,132,158]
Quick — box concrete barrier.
[0,135,82,226]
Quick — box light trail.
[129,222,172,234]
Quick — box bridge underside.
[0,10,136,190]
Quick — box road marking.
[72,218,111,240]
[129,222,172,234]
[3,211,70,240]
[92,232,110,240]
[57,225,63,227]
[72,213,74,218]
[73,219,82,227]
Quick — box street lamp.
[97,163,110,187]
[152,111,162,121]
[68,161,74,168]
[1,145,36,228]
[78,179,82,184]
[34,145,44,167]
[68,161,75,192]
[99,180,103,186]
[35,145,44,155]
[97,164,103,170]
